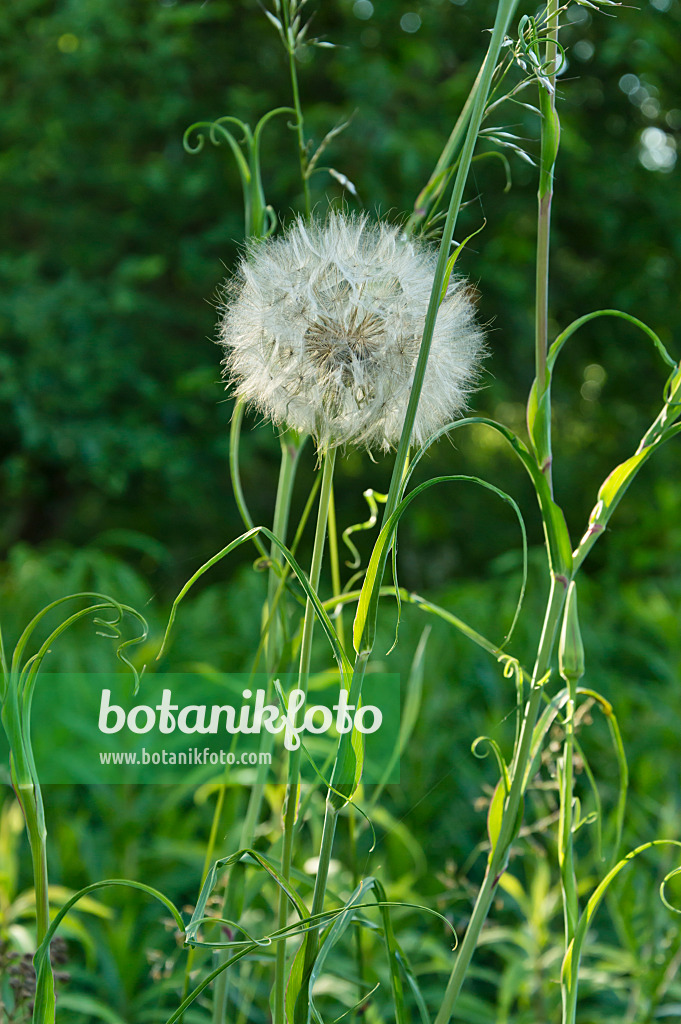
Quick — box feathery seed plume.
[218,212,484,451]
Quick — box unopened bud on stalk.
[559,581,584,683]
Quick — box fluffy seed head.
[218,212,485,451]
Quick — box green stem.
[274,447,337,1024]
[532,0,560,489]
[282,0,311,217]
[327,485,346,652]
[404,63,483,236]
[181,785,226,1009]
[300,800,339,984]
[382,0,520,530]
[212,431,303,1024]
[558,674,579,944]
[347,805,366,1014]
[434,575,567,1024]
[265,431,304,671]
[23,790,50,944]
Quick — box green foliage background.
[1,0,681,1020]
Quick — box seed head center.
[305,309,385,377]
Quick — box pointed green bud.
[559,581,585,683]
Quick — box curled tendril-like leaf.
[515,15,567,85]
[183,115,250,153]
[264,205,278,237]
[182,120,251,186]
[471,735,511,794]
[342,489,387,570]
[182,123,208,154]
[498,653,521,681]
[660,865,681,915]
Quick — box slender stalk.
[433,575,568,1024]
[274,447,337,1024]
[301,800,339,981]
[181,785,226,1008]
[327,485,346,651]
[382,0,520,529]
[558,673,579,943]
[347,805,366,1013]
[404,63,483,236]
[282,0,311,217]
[533,0,560,489]
[22,790,50,944]
[265,432,304,670]
[212,431,303,1024]
[558,582,584,1017]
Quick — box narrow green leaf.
[548,309,675,374]
[371,627,429,800]
[486,779,506,858]
[439,220,486,303]
[158,526,352,684]
[353,474,528,656]
[562,840,681,1023]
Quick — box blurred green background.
[2,0,681,1020]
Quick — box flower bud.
[559,581,584,683]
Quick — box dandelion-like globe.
[218,213,484,451]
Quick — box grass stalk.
[300,799,339,984]
[558,674,579,943]
[20,789,50,945]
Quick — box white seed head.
[218,212,485,451]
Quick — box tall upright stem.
[211,432,303,1024]
[434,576,567,1024]
[22,787,50,944]
[533,0,560,490]
[300,800,339,984]
[381,0,519,529]
[404,63,483,236]
[327,485,345,652]
[265,433,304,672]
[282,0,311,217]
[274,447,337,1024]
